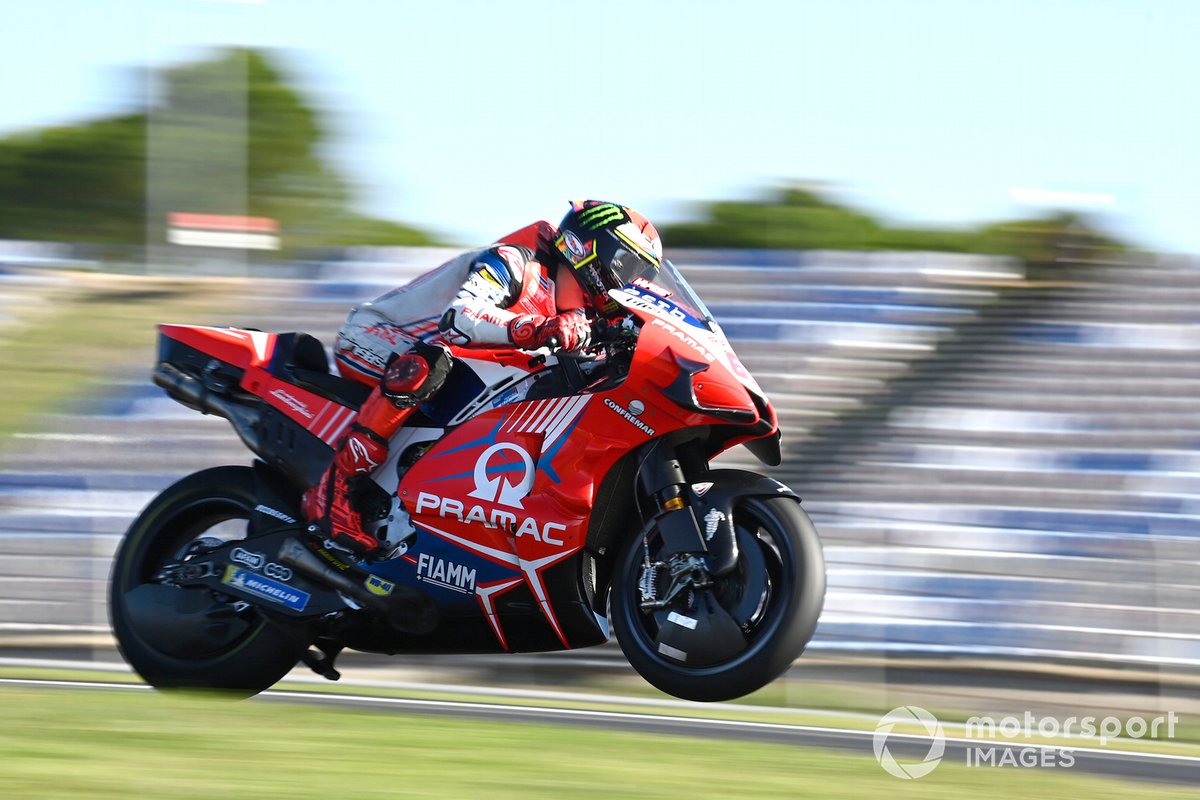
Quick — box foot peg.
[301,648,341,681]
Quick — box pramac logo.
[468,442,535,508]
[414,440,567,545]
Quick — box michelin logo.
[223,566,309,611]
[703,508,726,541]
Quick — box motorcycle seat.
[285,333,373,409]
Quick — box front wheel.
[611,496,825,702]
[109,466,310,697]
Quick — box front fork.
[636,440,739,609]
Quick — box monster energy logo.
[577,203,624,229]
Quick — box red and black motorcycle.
[110,261,825,702]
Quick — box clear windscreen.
[622,259,717,332]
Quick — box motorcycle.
[109,259,825,702]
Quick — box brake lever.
[590,320,637,348]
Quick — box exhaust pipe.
[277,538,437,635]
[276,537,389,610]
[153,362,263,452]
[154,365,437,635]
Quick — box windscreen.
[621,259,718,332]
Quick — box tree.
[662,187,1124,267]
[0,48,434,250]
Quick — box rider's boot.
[302,420,396,555]
[302,347,450,556]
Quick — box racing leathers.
[302,222,589,555]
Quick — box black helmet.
[552,200,663,308]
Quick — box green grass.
[0,686,1194,799]
[5,664,1198,758]
[0,272,238,441]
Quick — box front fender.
[689,469,801,576]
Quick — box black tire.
[109,466,310,697]
[611,496,825,702]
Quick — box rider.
[302,200,664,556]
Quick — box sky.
[1,0,1198,252]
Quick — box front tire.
[611,496,825,702]
[109,466,310,696]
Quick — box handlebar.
[589,319,638,347]
[539,319,636,357]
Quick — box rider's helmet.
[548,200,663,310]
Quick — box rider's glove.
[509,309,591,351]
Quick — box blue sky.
[2,0,1197,252]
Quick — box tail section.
[157,325,369,484]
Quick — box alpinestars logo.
[348,437,382,470]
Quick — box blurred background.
[2,0,1200,794]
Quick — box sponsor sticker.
[222,566,310,611]
[263,562,293,582]
[312,545,353,572]
[468,442,535,508]
[416,553,477,594]
[657,642,688,661]
[254,504,297,525]
[231,547,265,570]
[667,611,698,630]
[414,491,568,546]
[269,388,315,419]
[703,508,726,541]
[603,397,656,436]
[563,231,583,257]
[490,388,520,408]
[364,574,395,596]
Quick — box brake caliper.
[639,552,712,610]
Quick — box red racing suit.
[304,221,577,554]
[333,222,561,385]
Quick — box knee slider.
[380,341,452,407]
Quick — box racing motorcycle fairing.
[149,260,788,656]
[373,272,784,654]
[606,270,779,463]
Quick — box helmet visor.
[606,247,660,289]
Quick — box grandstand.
[692,250,1200,668]
[2,246,1199,674]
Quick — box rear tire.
[611,496,824,702]
[109,466,310,697]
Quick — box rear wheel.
[109,466,310,697]
[611,496,824,702]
